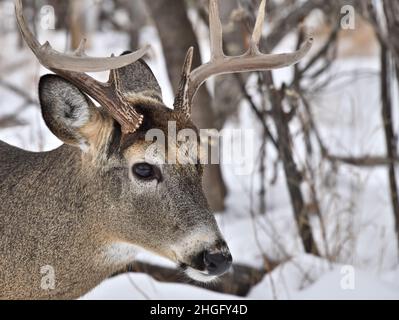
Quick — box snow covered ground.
[1,14,399,300]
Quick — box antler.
[15,0,149,134]
[174,0,313,120]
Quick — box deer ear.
[116,53,163,102]
[39,74,107,151]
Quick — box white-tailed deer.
[0,0,312,299]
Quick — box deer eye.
[132,163,161,181]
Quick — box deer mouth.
[179,263,219,283]
[178,247,232,283]
[185,267,220,283]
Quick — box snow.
[81,273,241,300]
[296,269,399,300]
[248,255,399,300]
[1,7,399,300]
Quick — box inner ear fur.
[39,74,112,151]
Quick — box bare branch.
[112,261,268,297]
[326,154,399,167]
[0,79,36,106]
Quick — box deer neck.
[0,143,125,299]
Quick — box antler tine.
[173,47,194,119]
[250,0,267,52]
[180,0,313,111]
[15,0,145,135]
[15,0,149,73]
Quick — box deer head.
[14,0,312,283]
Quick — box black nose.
[203,250,232,276]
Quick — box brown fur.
[0,60,229,299]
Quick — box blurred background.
[0,0,398,299]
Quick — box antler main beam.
[15,0,146,134]
[15,0,149,73]
[174,0,314,119]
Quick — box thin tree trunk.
[116,0,148,50]
[48,0,69,29]
[380,44,399,249]
[264,71,319,255]
[382,0,399,104]
[145,0,227,212]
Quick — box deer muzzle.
[181,239,232,282]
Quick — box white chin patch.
[185,267,218,283]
